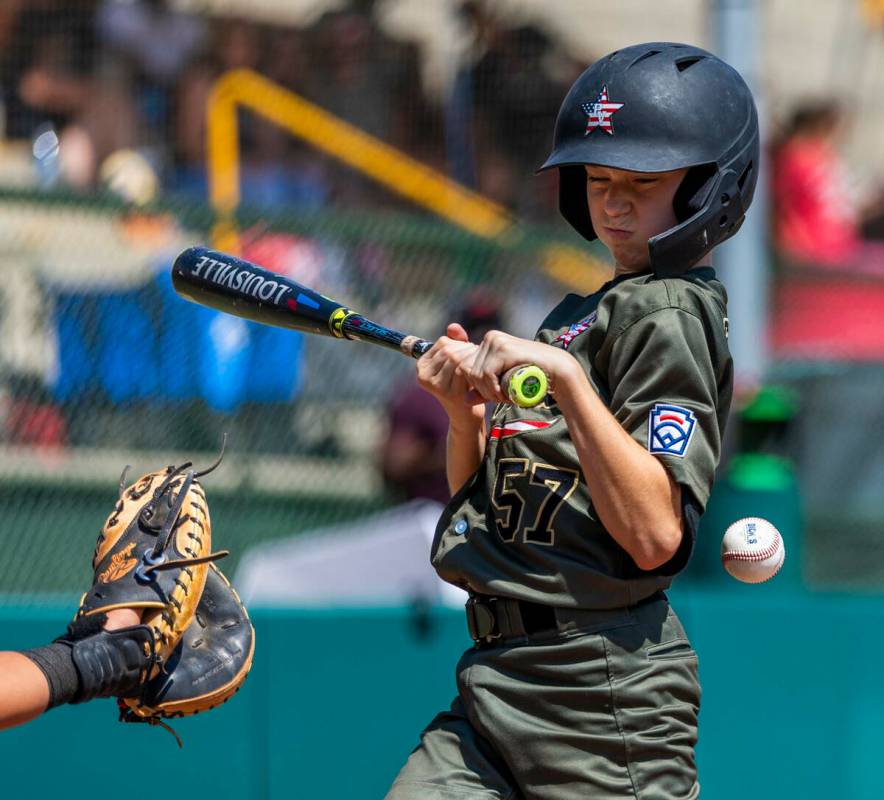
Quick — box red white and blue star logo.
[581,86,624,135]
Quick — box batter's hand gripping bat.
[171,247,548,408]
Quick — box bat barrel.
[171,246,546,407]
[172,246,344,338]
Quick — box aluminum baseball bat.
[171,247,548,408]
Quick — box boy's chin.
[610,247,651,273]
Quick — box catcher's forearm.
[0,607,150,731]
[0,651,50,730]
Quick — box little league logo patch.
[648,404,697,457]
[581,86,624,135]
[553,312,597,350]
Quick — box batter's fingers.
[431,359,459,394]
[420,339,469,375]
[478,331,530,404]
[467,350,505,404]
[430,338,475,363]
[416,353,445,382]
[423,335,452,358]
[447,322,469,343]
[425,335,471,361]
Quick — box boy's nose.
[604,189,631,217]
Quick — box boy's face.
[585,165,689,272]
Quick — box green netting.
[0,3,612,601]
[765,364,884,591]
[0,185,601,599]
[2,3,884,602]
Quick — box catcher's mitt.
[79,457,228,681]
[119,561,255,743]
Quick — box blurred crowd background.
[0,0,584,215]
[1,0,884,601]
[5,3,884,798]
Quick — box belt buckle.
[465,596,501,644]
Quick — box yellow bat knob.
[505,365,549,408]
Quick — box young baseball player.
[387,42,759,799]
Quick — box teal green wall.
[1,588,881,799]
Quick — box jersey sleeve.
[606,306,722,510]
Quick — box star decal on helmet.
[581,86,624,135]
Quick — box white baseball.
[721,517,785,584]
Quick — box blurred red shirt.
[773,136,859,267]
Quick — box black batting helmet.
[538,42,759,277]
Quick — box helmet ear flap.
[673,164,718,223]
[559,165,597,242]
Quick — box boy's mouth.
[603,227,633,240]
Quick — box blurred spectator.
[305,4,432,208]
[772,101,884,271]
[172,18,329,209]
[0,2,26,63]
[313,10,395,143]
[462,5,582,218]
[311,4,429,152]
[381,296,502,504]
[473,26,562,168]
[0,0,582,219]
[171,18,260,196]
[1,0,139,188]
[98,0,207,141]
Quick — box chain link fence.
[0,2,883,600]
[0,184,601,599]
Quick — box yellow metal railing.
[862,0,884,25]
[206,69,513,248]
[205,68,608,292]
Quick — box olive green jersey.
[431,267,733,609]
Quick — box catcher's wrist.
[21,641,80,710]
[24,614,156,708]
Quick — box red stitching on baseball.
[722,530,783,563]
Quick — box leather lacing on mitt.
[104,443,255,747]
[82,452,229,663]
[77,442,238,745]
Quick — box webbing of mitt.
[133,467,227,582]
[81,454,226,682]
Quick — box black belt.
[465,594,557,644]
[465,591,665,645]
